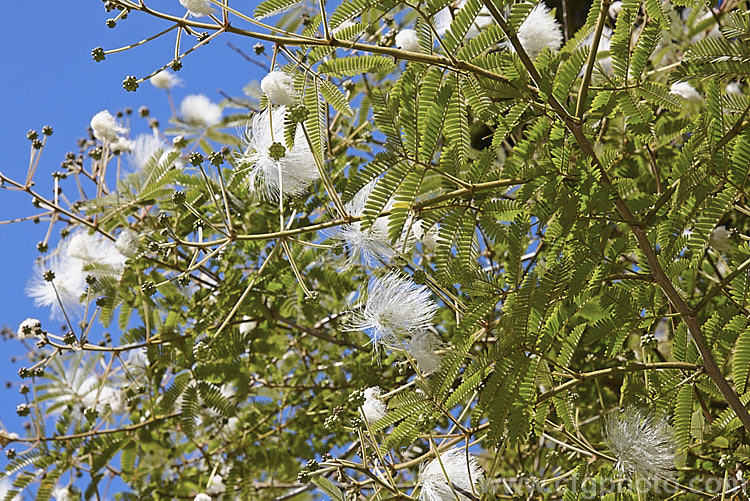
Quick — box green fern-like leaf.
[733,327,750,394]
[318,55,395,77]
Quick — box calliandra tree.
[2,1,750,499]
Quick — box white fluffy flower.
[362,387,387,424]
[608,0,622,18]
[710,225,732,253]
[239,315,257,336]
[726,82,742,95]
[260,71,296,106]
[180,94,222,126]
[434,0,494,38]
[67,231,126,271]
[239,105,319,200]
[670,81,702,102]
[395,29,421,52]
[194,494,212,501]
[52,486,74,501]
[150,69,182,90]
[408,331,442,373]
[512,2,563,60]
[206,474,226,495]
[90,110,126,143]
[412,220,440,252]
[17,318,42,339]
[115,229,139,258]
[111,136,134,153]
[130,133,168,170]
[419,447,484,501]
[179,0,215,17]
[604,407,677,480]
[26,242,88,320]
[0,478,21,501]
[349,272,437,348]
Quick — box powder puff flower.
[130,133,168,170]
[608,0,622,18]
[395,29,421,52]
[179,0,215,17]
[419,447,484,501]
[239,105,319,200]
[412,220,440,252]
[67,231,126,272]
[260,71,297,106]
[180,94,222,126]
[194,494,211,501]
[150,69,182,90]
[726,82,742,95]
[17,318,42,339]
[90,110,126,143]
[710,225,732,253]
[206,474,226,495]
[434,0,494,38]
[670,82,702,102]
[115,229,139,258]
[510,2,563,60]
[604,407,677,480]
[239,315,257,335]
[348,272,437,348]
[26,243,88,320]
[111,137,134,153]
[52,486,74,501]
[362,387,387,424]
[408,331,442,373]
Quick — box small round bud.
[85,275,97,286]
[640,332,658,349]
[172,135,187,148]
[19,384,29,395]
[193,341,210,362]
[89,146,103,160]
[17,368,30,379]
[148,241,160,253]
[43,270,55,282]
[123,76,139,92]
[5,449,15,460]
[177,275,190,287]
[289,105,309,123]
[253,43,265,55]
[157,212,171,227]
[42,126,53,136]
[297,469,310,483]
[188,152,204,166]
[170,59,182,71]
[172,191,186,205]
[412,269,427,284]
[96,297,107,307]
[138,106,150,117]
[92,46,106,62]
[306,459,319,471]
[141,281,157,296]
[37,241,48,253]
[32,139,43,150]
[106,18,117,28]
[27,130,38,141]
[63,332,77,345]
[268,142,286,161]
[148,118,159,129]
[209,151,224,166]
[16,404,30,417]
[84,407,99,421]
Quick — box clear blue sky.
[0,0,264,450]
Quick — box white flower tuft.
[180,94,222,126]
[408,331,442,373]
[194,494,212,501]
[434,0,494,38]
[395,29,421,52]
[348,272,437,348]
[604,407,677,481]
[26,242,88,320]
[710,225,732,253]
[362,387,387,424]
[206,474,226,495]
[260,70,297,106]
[111,136,134,153]
[239,105,319,200]
[130,133,168,170]
[67,231,126,271]
[512,2,563,60]
[17,318,42,339]
[726,82,742,95]
[670,82,702,102]
[90,110,126,143]
[52,486,74,501]
[239,315,257,335]
[179,0,215,17]
[419,447,484,501]
[150,69,182,90]
[608,0,622,19]
[115,229,139,258]
[412,220,440,252]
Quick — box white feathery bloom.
[419,447,484,501]
[81,379,127,415]
[130,133,168,170]
[52,486,74,501]
[239,315,257,335]
[710,225,732,253]
[239,105,319,200]
[412,220,440,252]
[180,94,222,126]
[260,70,297,106]
[726,82,742,95]
[434,0,493,38]
[362,387,387,424]
[67,231,126,271]
[604,407,676,480]
[512,2,563,60]
[115,229,139,258]
[17,318,42,339]
[26,242,88,320]
[349,272,437,348]
[608,0,622,18]
[150,69,182,90]
[194,494,212,501]
[206,474,226,495]
[395,29,421,52]
[111,136,134,153]
[179,0,215,17]
[670,82,702,102]
[90,110,126,143]
[408,331,442,373]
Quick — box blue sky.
[0,0,265,454]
